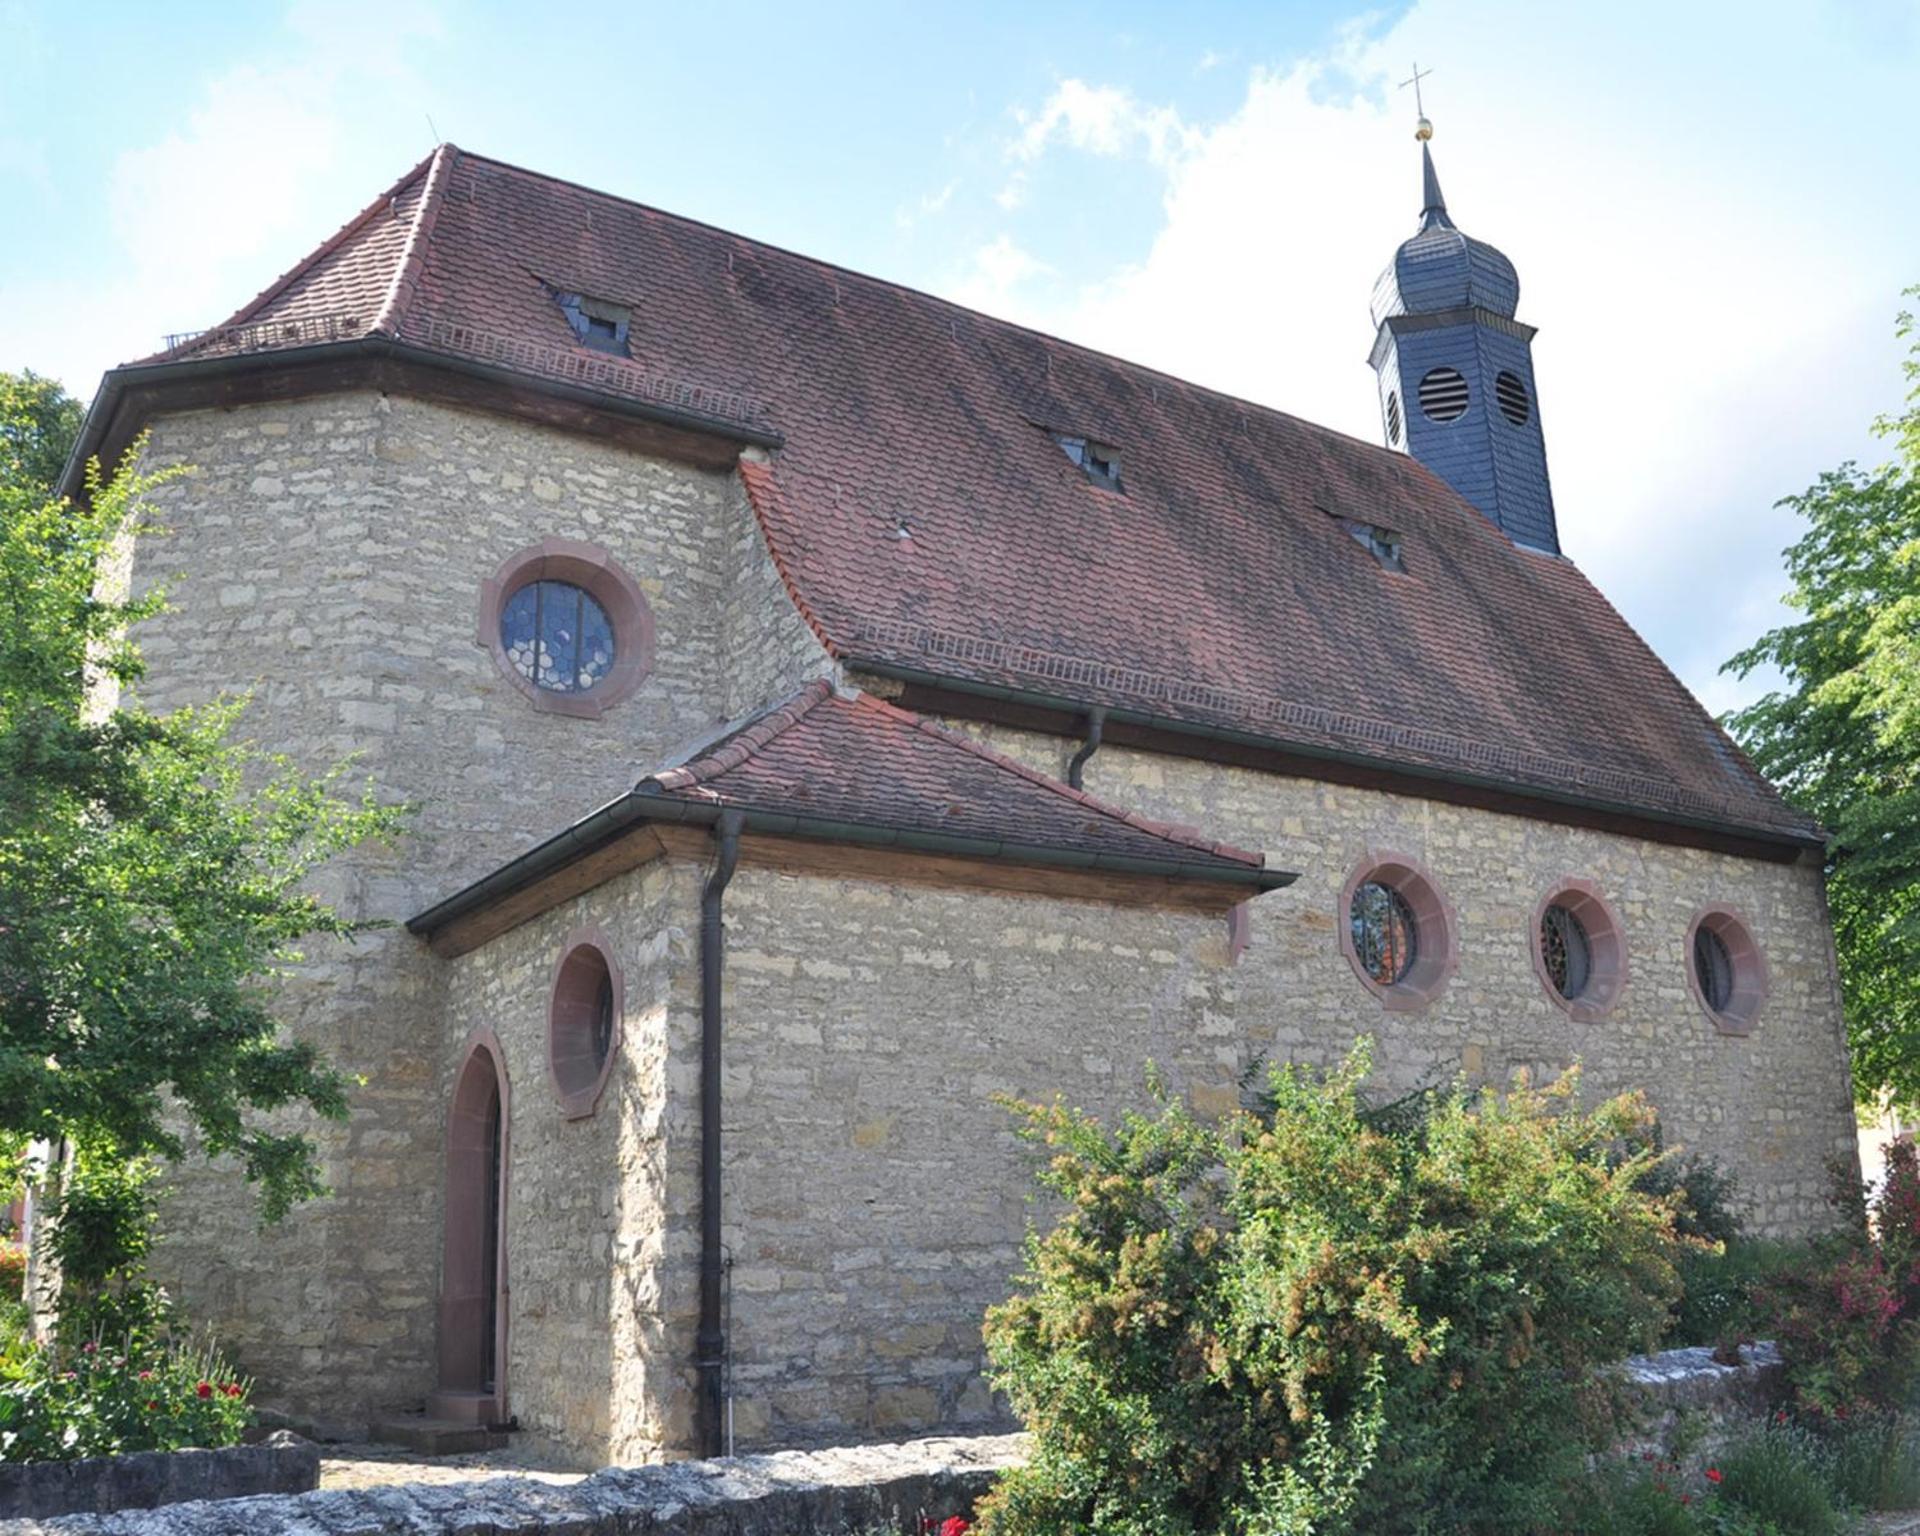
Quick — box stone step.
[366,1415,510,1456]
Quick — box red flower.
[196,1381,213,1399]
[938,1521,971,1536]
[223,1383,244,1398]
[1705,1467,1722,1484]
[146,1400,159,1411]
[1680,1495,1692,1506]
[138,1370,153,1381]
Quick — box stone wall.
[122,394,826,1426]
[0,1431,318,1522]
[929,722,1859,1236]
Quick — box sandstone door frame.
[434,1028,511,1424]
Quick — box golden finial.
[1400,62,1435,139]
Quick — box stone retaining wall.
[7,1347,1785,1534]
[0,1431,318,1522]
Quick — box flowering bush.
[0,1242,22,1302]
[1755,1139,1920,1420]
[0,1334,250,1462]
[975,1043,1686,1536]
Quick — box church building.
[60,124,1858,1466]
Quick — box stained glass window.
[1351,881,1418,985]
[500,580,615,694]
[1540,904,1592,1000]
[591,972,615,1071]
[1694,925,1734,1012]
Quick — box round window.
[1339,854,1456,1010]
[1540,904,1591,999]
[1351,881,1418,985]
[1385,390,1404,446]
[501,580,615,695]
[479,539,655,719]
[1495,370,1531,425]
[1418,366,1470,422]
[1530,879,1627,1022]
[1685,906,1768,1036]
[549,931,622,1118]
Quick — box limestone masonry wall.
[125,394,827,1428]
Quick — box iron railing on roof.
[848,617,1809,835]
[162,311,366,357]
[415,317,766,430]
[156,311,768,433]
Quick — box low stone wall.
[0,1430,318,1522]
[9,1433,1024,1535]
[6,1347,1783,1534]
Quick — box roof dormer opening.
[550,287,632,356]
[1052,432,1124,492]
[1322,506,1406,573]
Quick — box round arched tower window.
[1685,905,1768,1036]
[1495,370,1531,425]
[1339,854,1457,1011]
[1418,366,1470,422]
[478,538,655,719]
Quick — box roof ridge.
[644,678,834,794]
[440,147,1433,474]
[737,460,843,660]
[372,142,458,338]
[848,691,1265,868]
[198,149,440,343]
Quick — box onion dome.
[1369,138,1520,327]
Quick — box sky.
[2,0,1916,715]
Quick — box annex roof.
[102,143,1815,850]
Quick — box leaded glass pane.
[1350,881,1418,985]
[1694,925,1734,1012]
[591,972,615,1069]
[500,580,616,695]
[1541,904,1592,1000]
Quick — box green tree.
[0,371,84,501]
[1725,290,1920,1108]
[0,437,403,1220]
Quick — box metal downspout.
[1066,707,1106,791]
[696,808,744,1457]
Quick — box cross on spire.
[1398,62,1435,140]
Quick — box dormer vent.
[1322,506,1406,572]
[1052,432,1123,492]
[551,288,632,356]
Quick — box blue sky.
[3,0,1916,714]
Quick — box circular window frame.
[1529,878,1627,1023]
[478,538,654,719]
[548,925,623,1119]
[1685,904,1768,1037]
[1339,851,1458,1012]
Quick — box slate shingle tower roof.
[70,142,1819,854]
[1369,142,1522,325]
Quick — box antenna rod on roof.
[425,112,442,147]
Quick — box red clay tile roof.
[641,680,1282,880]
[145,144,1812,844]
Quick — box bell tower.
[1368,112,1560,553]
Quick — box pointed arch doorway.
[434,1031,509,1425]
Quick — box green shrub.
[1709,1419,1846,1535]
[1818,1409,1920,1511]
[1669,1240,1811,1348]
[0,1242,22,1303]
[975,1043,1685,1536]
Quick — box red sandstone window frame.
[548,926,623,1119]
[477,537,655,719]
[1529,877,1629,1023]
[1338,851,1458,1012]
[1685,903,1769,1037]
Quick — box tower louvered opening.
[1496,370,1531,426]
[1417,366,1469,422]
[1385,390,1403,445]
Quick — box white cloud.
[948,235,1054,315]
[9,0,443,398]
[943,1,1920,709]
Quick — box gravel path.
[319,1442,590,1491]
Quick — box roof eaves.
[643,678,835,794]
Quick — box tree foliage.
[0,433,403,1220]
[1724,289,1920,1107]
[976,1046,1688,1536]
[0,372,83,502]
